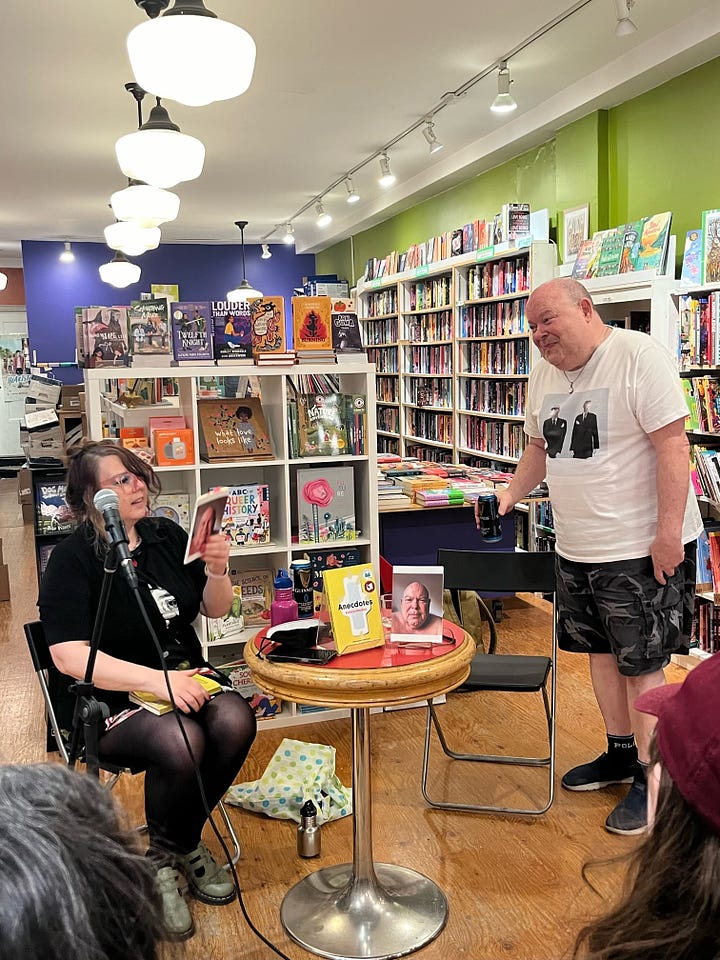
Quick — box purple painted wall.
[22,240,315,383]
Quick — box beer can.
[477,492,502,542]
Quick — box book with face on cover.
[183,488,229,564]
[211,301,253,363]
[323,563,384,655]
[390,565,445,644]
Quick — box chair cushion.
[458,654,551,692]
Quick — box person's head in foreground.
[573,652,720,960]
[0,763,164,960]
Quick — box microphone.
[93,488,138,588]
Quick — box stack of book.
[256,350,297,366]
[414,488,466,507]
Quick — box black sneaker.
[561,752,637,792]
[605,778,648,835]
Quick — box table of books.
[245,620,475,960]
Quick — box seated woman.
[0,762,164,960]
[39,440,257,941]
[572,651,720,960]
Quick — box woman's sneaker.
[180,841,236,905]
[561,752,637,791]
[155,865,194,941]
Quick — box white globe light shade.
[127,16,256,107]
[0,272,7,291]
[104,222,161,257]
[99,253,141,288]
[115,129,205,189]
[111,184,180,228]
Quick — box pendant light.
[227,220,262,301]
[99,251,141,288]
[115,96,205,189]
[127,0,256,107]
[104,221,161,256]
[111,180,180,228]
[0,272,7,291]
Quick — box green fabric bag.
[225,737,352,825]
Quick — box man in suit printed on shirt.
[542,405,567,458]
[570,400,599,459]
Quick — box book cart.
[83,359,379,729]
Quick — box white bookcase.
[83,360,379,728]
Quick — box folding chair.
[421,550,557,816]
[24,620,241,866]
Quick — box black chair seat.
[459,654,551,693]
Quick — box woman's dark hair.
[0,763,164,960]
[572,740,720,960]
[65,439,161,535]
[235,406,252,419]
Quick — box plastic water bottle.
[297,799,321,857]
[271,569,298,626]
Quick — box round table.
[244,619,475,960]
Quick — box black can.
[477,492,502,542]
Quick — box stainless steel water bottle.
[297,799,321,857]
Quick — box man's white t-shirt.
[525,327,703,563]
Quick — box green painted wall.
[317,56,720,282]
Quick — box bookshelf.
[358,241,557,466]
[83,360,379,729]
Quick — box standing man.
[477,277,702,834]
[542,405,567,458]
[570,399,599,458]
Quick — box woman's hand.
[202,532,230,577]
[154,669,211,714]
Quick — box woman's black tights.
[99,692,256,857]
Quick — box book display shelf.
[83,360,379,729]
[357,241,556,467]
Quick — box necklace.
[562,364,588,395]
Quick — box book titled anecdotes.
[390,565,445,644]
[170,301,213,361]
[197,396,274,461]
[217,484,270,547]
[183,487,229,564]
[297,466,356,544]
[323,562,384,656]
[211,301,253,363]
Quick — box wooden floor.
[1,477,682,959]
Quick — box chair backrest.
[437,549,556,595]
[24,620,55,674]
[24,620,70,761]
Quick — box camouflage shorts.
[555,542,696,677]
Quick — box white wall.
[0,308,29,457]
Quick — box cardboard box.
[27,415,65,461]
[153,428,195,466]
[60,384,84,412]
[17,466,31,504]
[28,375,62,407]
[21,502,34,524]
[149,415,186,433]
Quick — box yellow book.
[323,563,384,656]
[129,672,223,715]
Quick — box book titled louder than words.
[323,562,384,656]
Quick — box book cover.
[681,229,703,285]
[150,492,191,531]
[702,209,720,285]
[129,672,223,715]
[86,307,130,367]
[503,202,531,242]
[128,298,171,358]
[323,563,384,655]
[570,237,602,279]
[207,584,245,644]
[151,283,180,303]
[197,396,274,461]
[595,226,626,277]
[211,301,253,362]
[390,565,445,644]
[230,566,273,627]
[291,297,333,352]
[170,301,213,361]
[184,487,229,564]
[635,211,672,274]
[297,466,356,544]
[211,658,282,718]
[34,480,76,535]
[219,484,270,547]
[618,219,646,273]
[249,297,286,354]
[331,310,363,352]
[297,394,349,457]
[307,547,361,613]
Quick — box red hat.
[634,653,720,835]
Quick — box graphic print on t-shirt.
[540,389,608,461]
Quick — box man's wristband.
[204,564,229,580]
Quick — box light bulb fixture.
[422,121,444,154]
[104,221,161,257]
[99,250,141,288]
[227,220,263,301]
[0,272,7,292]
[378,153,396,188]
[115,96,205,189]
[260,243,272,259]
[490,61,517,114]
[315,200,332,228]
[59,241,75,264]
[344,177,360,204]
[127,0,256,107]
[283,223,295,245]
[614,0,637,35]
[111,181,180,228]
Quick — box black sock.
[607,734,638,767]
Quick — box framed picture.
[563,204,590,263]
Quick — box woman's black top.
[39,516,208,729]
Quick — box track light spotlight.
[422,122,444,154]
[315,200,332,228]
[345,177,360,204]
[614,0,637,35]
[261,243,272,259]
[283,223,295,245]
[378,153,396,188]
[59,241,75,264]
[490,61,517,114]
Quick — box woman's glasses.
[102,471,143,491]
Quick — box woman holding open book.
[39,440,256,942]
